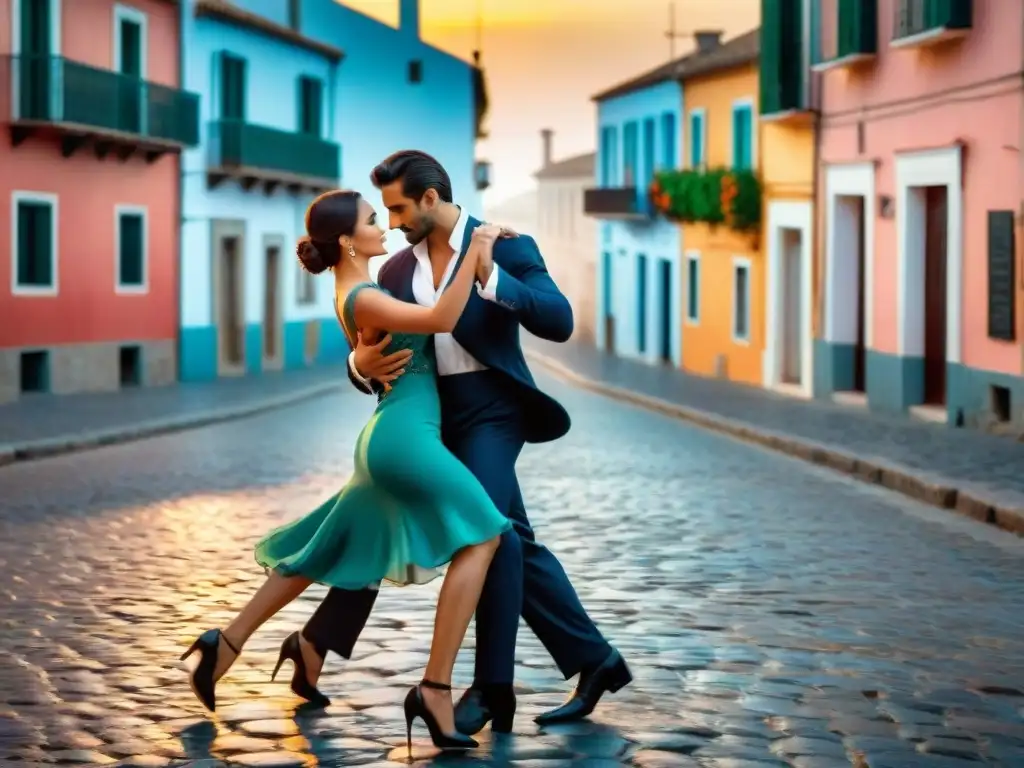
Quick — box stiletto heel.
[272,632,330,708]
[403,680,478,753]
[181,628,240,712]
[491,711,514,733]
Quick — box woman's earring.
[348,245,356,260]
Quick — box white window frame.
[730,97,757,170]
[11,191,59,296]
[114,204,149,294]
[113,3,148,78]
[10,0,63,121]
[684,250,700,325]
[296,263,317,305]
[688,107,707,170]
[732,255,752,345]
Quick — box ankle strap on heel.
[420,679,452,691]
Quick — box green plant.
[650,167,761,232]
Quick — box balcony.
[813,0,878,72]
[4,55,198,161]
[759,0,814,124]
[206,120,341,194]
[892,0,972,49]
[583,186,649,220]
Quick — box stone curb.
[0,381,343,467]
[526,350,1024,538]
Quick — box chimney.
[287,0,300,30]
[694,30,722,53]
[400,0,420,38]
[541,129,553,168]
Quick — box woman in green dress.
[180,190,512,753]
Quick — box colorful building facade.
[759,0,819,398]
[673,32,764,386]
[178,0,343,381]
[814,0,1024,428]
[179,0,489,381]
[588,66,683,366]
[0,0,199,402]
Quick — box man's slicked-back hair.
[370,150,453,204]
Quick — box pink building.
[813,0,1024,430]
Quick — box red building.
[0,0,198,402]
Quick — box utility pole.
[664,1,691,60]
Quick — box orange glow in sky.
[340,0,761,203]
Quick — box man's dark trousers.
[303,370,611,683]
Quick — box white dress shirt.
[348,207,501,385]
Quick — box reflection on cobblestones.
[2,376,1024,766]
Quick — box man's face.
[380,181,436,245]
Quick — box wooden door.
[19,0,51,120]
[923,185,948,405]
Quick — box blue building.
[586,61,684,366]
[178,0,488,381]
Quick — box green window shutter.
[690,113,703,167]
[17,201,53,287]
[298,76,323,136]
[732,106,752,169]
[118,213,145,286]
[220,53,246,120]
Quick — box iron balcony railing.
[6,54,200,146]
[583,186,649,219]
[208,119,341,182]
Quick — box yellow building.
[758,2,817,399]
[670,30,764,386]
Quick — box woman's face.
[348,198,388,258]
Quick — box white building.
[486,131,598,344]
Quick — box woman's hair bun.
[296,236,329,274]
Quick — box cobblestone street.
[2,373,1024,768]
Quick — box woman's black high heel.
[403,680,478,756]
[180,628,240,712]
[272,631,331,708]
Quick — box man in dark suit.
[298,150,630,731]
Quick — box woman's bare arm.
[352,224,503,335]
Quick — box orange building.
[0,0,198,402]
[676,31,763,385]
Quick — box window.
[685,251,700,323]
[408,60,423,83]
[298,75,323,136]
[732,258,751,343]
[12,192,57,295]
[220,52,247,120]
[115,207,147,292]
[296,265,316,305]
[623,121,638,186]
[114,4,146,78]
[20,350,49,393]
[689,109,706,168]
[637,254,647,353]
[600,126,618,185]
[642,117,656,190]
[732,100,754,170]
[660,112,676,169]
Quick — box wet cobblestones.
[2,375,1024,767]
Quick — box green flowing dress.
[254,281,510,588]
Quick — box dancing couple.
[181,151,631,753]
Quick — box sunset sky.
[341,0,760,204]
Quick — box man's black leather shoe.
[454,683,516,734]
[534,649,631,725]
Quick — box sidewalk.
[523,336,1024,535]
[0,365,347,465]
